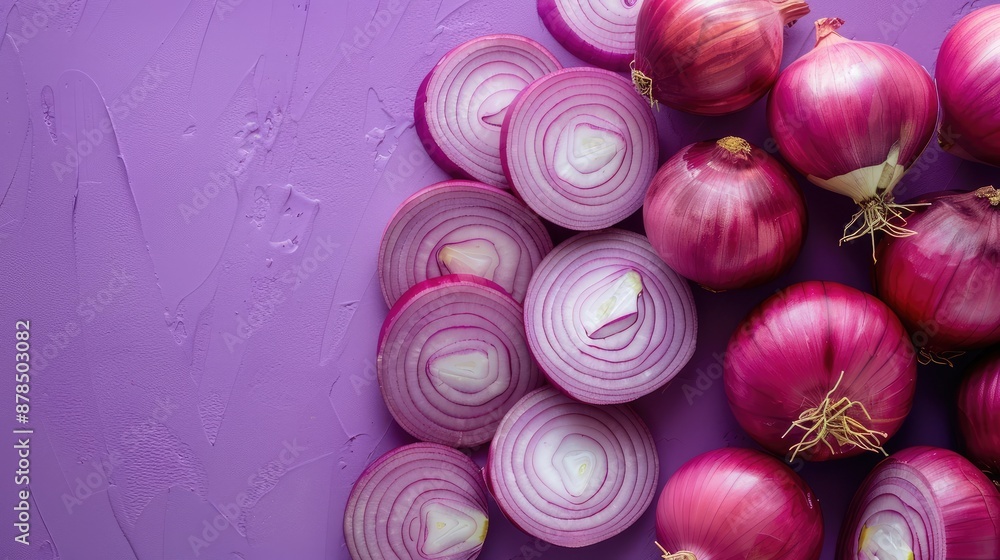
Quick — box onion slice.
[656,447,824,560]
[378,275,544,447]
[344,443,489,560]
[838,446,1000,560]
[378,180,553,307]
[501,67,659,230]
[486,386,658,547]
[415,35,561,189]
[538,0,643,71]
[524,229,697,404]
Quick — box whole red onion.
[959,349,1000,477]
[643,136,807,291]
[875,187,1000,360]
[725,281,917,462]
[632,0,810,115]
[768,18,938,249]
[656,447,823,560]
[936,5,1000,167]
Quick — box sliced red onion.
[643,137,807,291]
[768,18,938,248]
[656,448,824,560]
[875,187,1000,359]
[936,5,1000,167]
[378,275,544,448]
[486,386,658,547]
[838,446,1000,560]
[538,0,643,71]
[959,350,1000,477]
[378,180,553,307]
[415,35,561,189]
[633,0,810,115]
[501,67,658,231]
[725,281,917,462]
[523,229,696,404]
[344,443,489,560]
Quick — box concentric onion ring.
[415,34,561,188]
[501,67,659,230]
[486,386,659,548]
[538,0,644,71]
[378,275,544,447]
[838,446,1000,559]
[378,180,553,307]
[524,229,697,404]
[344,443,489,560]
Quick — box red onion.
[632,0,810,116]
[344,443,489,560]
[486,386,658,547]
[959,350,1000,478]
[768,18,938,249]
[656,447,823,560]
[415,35,561,189]
[378,180,553,307]
[643,136,807,292]
[725,281,917,462]
[936,5,1000,167]
[875,187,1000,361]
[377,275,544,447]
[501,67,658,231]
[523,229,697,404]
[538,0,643,71]
[838,446,1000,560]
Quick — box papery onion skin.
[656,447,823,560]
[767,18,938,243]
[936,5,1000,167]
[378,180,553,307]
[538,0,643,71]
[725,281,917,461]
[524,229,697,404]
[875,187,1000,354]
[838,446,1000,560]
[959,350,1000,476]
[344,443,489,560]
[632,0,810,116]
[415,35,561,189]
[501,67,658,231]
[643,137,807,291]
[377,275,544,448]
[486,386,658,547]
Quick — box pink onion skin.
[643,137,807,292]
[657,447,823,560]
[500,67,659,231]
[538,0,643,71]
[633,0,810,116]
[959,350,1000,476]
[767,19,937,209]
[838,446,1000,560]
[936,5,1000,167]
[377,180,553,307]
[415,35,561,189]
[344,443,489,560]
[874,188,1000,353]
[523,229,697,404]
[377,275,544,448]
[725,281,917,461]
[485,386,658,548]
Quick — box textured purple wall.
[0,0,996,559]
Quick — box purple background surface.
[1,0,998,559]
